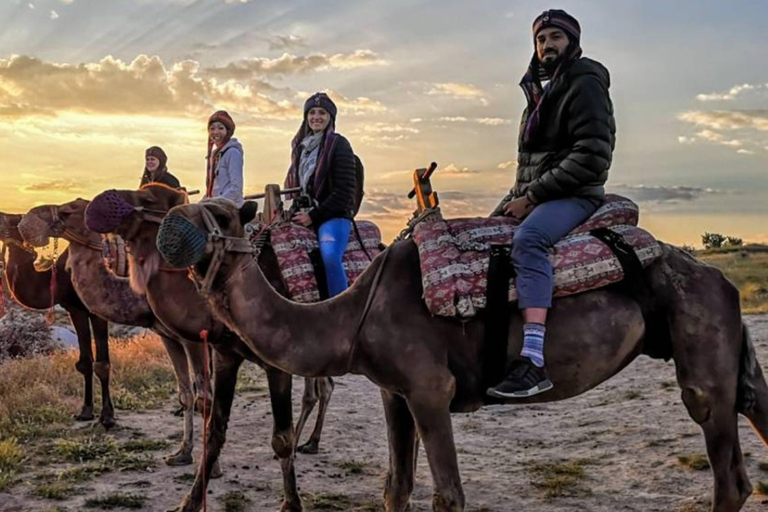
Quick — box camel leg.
[294,377,318,454]
[741,361,768,448]
[90,315,114,429]
[670,305,750,510]
[381,389,417,512]
[297,377,334,455]
[170,348,242,512]
[159,335,195,467]
[406,376,464,512]
[266,368,303,512]
[69,309,95,422]
[185,341,212,414]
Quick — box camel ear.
[58,202,79,216]
[239,201,259,225]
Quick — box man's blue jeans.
[318,218,352,298]
[512,197,599,309]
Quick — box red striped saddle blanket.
[411,194,662,318]
[259,221,383,303]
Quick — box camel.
[83,185,335,512]
[0,211,112,426]
[154,196,768,512]
[17,200,214,470]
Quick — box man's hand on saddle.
[503,196,535,220]
[292,211,313,227]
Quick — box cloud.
[354,123,419,135]
[324,89,387,115]
[737,149,755,155]
[206,50,386,80]
[427,82,488,105]
[50,10,59,19]
[0,54,301,120]
[437,116,509,126]
[678,110,768,132]
[440,163,479,175]
[360,189,499,219]
[60,0,74,3]
[21,179,83,193]
[610,184,725,203]
[497,160,516,169]
[266,35,307,51]
[696,83,764,102]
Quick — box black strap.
[352,219,373,262]
[590,227,671,360]
[482,244,512,392]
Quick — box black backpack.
[352,154,365,216]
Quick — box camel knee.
[75,359,92,376]
[681,386,712,424]
[93,362,111,382]
[272,432,294,459]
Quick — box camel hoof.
[297,441,319,455]
[211,460,223,479]
[280,499,303,512]
[165,450,194,466]
[75,407,94,421]
[100,413,116,430]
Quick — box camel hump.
[251,219,384,303]
[410,195,661,317]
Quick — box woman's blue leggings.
[318,218,352,298]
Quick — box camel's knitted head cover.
[85,190,135,234]
[156,214,208,268]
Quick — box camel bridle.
[190,206,254,295]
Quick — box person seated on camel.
[205,110,244,206]
[486,9,616,399]
[139,146,182,189]
[284,92,357,299]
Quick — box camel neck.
[3,243,53,310]
[209,252,368,377]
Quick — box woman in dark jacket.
[284,92,357,298]
[139,146,181,189]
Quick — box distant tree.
[702,232,726,249]
[725,236,744,247]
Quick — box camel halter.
[191,206,254,295]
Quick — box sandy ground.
[3,315,768,512]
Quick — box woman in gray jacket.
[204,110,244,206]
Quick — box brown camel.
[156,197,768,512]
[18,200,214,469]
[0,211,112,426]
[84,185,335,512]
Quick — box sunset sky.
[0,0,765,246]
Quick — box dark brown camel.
[157,197,768,512]
[84,185,335,512]
[0,211,112,426]
[18,201,215,470]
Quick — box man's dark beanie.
[145,146,167,169]
[303,92,337,120]
[532,9,581,45]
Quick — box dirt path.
[3,315,768,511]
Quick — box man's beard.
[540,52,565,75]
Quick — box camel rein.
[345,245,391,373]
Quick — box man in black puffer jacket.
[487,9,616,399]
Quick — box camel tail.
[737,323,758,414]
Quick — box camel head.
[157,198,254,293]
[18,199,91,248]
[0,212,24,243]
[85,184,189,294]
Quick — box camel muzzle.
[156,214,208,268]
[85,190,136,234]
[17,214,51,248]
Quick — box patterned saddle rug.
[250,221,383,303]
[412,194,662,318]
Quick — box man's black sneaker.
[486,357,553,398]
